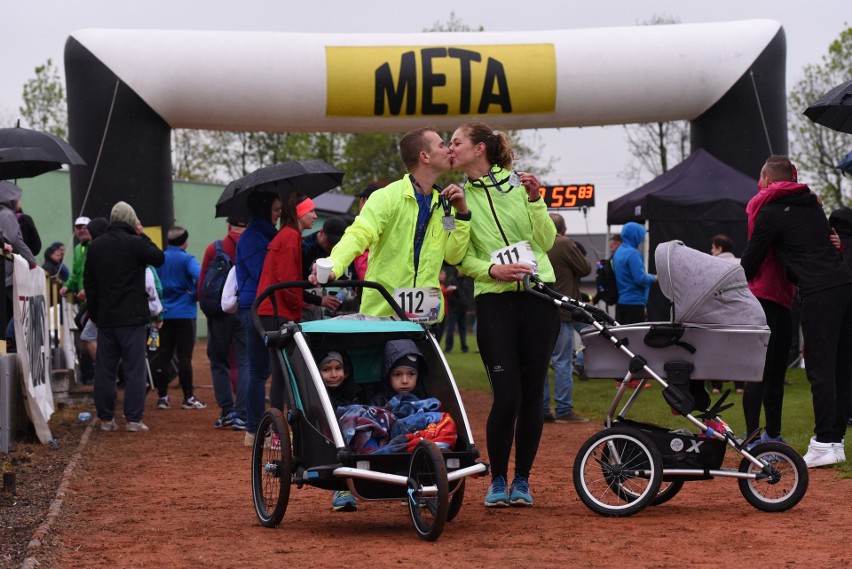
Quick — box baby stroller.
[250,280,488,540]
[525,240,808,517]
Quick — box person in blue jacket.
[152,226,205,411]
[612,221,656,324]
[234,191,281,445]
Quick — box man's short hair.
[358,182,384,200]
[764,155,795,183]
[321,217,349,246]
[399,127,437,169]
[711,234,734,253]
[610,234,623,243]
[549,213,566,234]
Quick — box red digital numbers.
[540,185,595,209]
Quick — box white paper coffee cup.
[316,258,334,284]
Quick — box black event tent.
[607,148,758,319]
[608,148,758,268]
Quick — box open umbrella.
[838,151,852,176]
[0,125,86,180]
[215,159,344,219]
[804,79,852,134]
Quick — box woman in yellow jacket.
[450,122,559,508]
[319,127,471,321]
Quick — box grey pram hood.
[654,240,766,326]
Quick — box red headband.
[296,197,315,219]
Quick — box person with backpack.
[199,216,249,430]
[592,234,621,306]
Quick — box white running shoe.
[803,437,840,468]
[126,421,150,432]
[181,396,208,409]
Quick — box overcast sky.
[2,1,847,238]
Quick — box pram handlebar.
[522,274,617,326]
[251,279,412,340]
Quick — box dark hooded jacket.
[317,350,363,408]
[84,221,164,327]
[829,206,852,271]
[371,339,429,405]
[742,191,852,297]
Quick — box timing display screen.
[538,184,595,209]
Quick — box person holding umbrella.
[309,127,470,323]
[248,192,317,442]
[235,191,281,446]
[0,181,38,337]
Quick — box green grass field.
[444,337,852,475]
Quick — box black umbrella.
[215,159,345,219]
[0,125,86,180]
[803,79,852,134]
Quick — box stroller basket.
[618,419,726,472]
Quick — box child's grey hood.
[381,339,427,382]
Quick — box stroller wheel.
[573,426,663,517]
[251,409,292,527]
[650,480,685,506]
[738,441,808,512]
[407,440,449,541]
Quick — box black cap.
[357,182,384,199]
[322,217,349,245]
[227,215,248,227]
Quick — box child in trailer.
[316,350,362,512]
[337,340,456,457]
[372,339,456,455]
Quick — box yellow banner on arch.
[326,44,556,118]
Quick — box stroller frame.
[249,280,488,540]
[524,275,808,517]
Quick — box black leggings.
[152,318,196,399]
[476,292,559,480]
[743,299,791,438]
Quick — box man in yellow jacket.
[310,127,470,321]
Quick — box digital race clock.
[538,184,595,209]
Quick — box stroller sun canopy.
[299,320,424,334]
[655,240,766,326]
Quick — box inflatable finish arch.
[64,20,786,235]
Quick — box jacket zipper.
[483,187,520,291]
[412,198,442,288]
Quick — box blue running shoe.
[746,432,786,451]
[214,411,236,429]
[230,416,248,431]
[509,476,533,506]
[484,475,510,507]
[332,490,357,512]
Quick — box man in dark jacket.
[84,201,164,433]
[542,213,591,423]
[741,155,852,468]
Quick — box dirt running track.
[33,347,852,568]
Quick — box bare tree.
[620,15,690,186]
[788,26,852,210]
